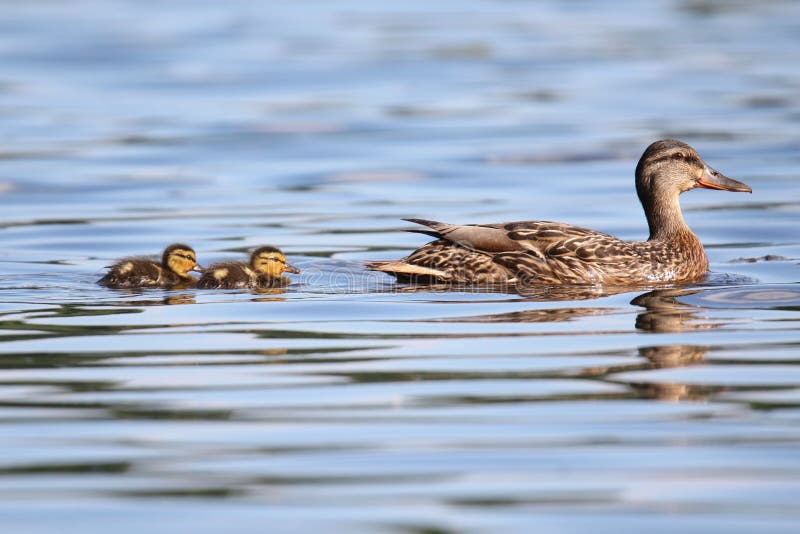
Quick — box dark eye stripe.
[648,154,701,166]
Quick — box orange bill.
[697,164,751,193]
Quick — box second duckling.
[98,243,202,288]
[196,246,300,289]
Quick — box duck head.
[635,139,751,239]
[250,246,300,278]
[162,243,203,278]
[636,139,751,197]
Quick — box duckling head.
[162,243,202,278]
[250,246,300,278]
[635,139,751,239]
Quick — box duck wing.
[404,218,525,252]
[403,218,638,284]
[501,221,635,261]
[196,261,252,289]
[497,221,639,284]
[98,258,163,288]
[407,218,633,258]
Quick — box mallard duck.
[195,246,300,289]
[98,243,202,288]
[368,140,751,286]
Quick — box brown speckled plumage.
[98,243,200,289]
[368,140,751,286]
[195,246,300,289]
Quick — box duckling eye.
[674,152,685,160]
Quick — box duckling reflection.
[251,288,288,302]
[98,292,197,306]
[162,293,196,305]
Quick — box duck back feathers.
[195,261,290,289]
[99,258,185,288]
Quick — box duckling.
[98,243,202,288]
[195,246,300,289]
[368,139,751,286]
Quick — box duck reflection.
[631,288,719,333]
[638,344,705,368]
[629,288,710,367]
[630,288,714,401]
[436,285,716,402]
[435,286,712,331]
[429,305,615,324]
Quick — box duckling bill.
[98,243,202,288]
[368,139,751,286]
[195,246,300,289]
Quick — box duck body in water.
[99,243,202,288]
[368,140,751,286]
[196,246,300,289]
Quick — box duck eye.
[674,152,685,159]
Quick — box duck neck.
[642,192,691,242]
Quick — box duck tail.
[402,218,448,238]
[366,260,448,279]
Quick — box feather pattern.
[98,243,199,289]
[98,258,187,288]
[195,247,298,289]
[196,261,290,289]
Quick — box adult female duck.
[368,140,751,286]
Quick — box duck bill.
[191,264,205,273]
[283,263,301,274]
[697,164,751,193]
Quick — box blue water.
[2,1,800,532]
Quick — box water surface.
[2,1,800,532]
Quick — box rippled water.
[2,1,800,532]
